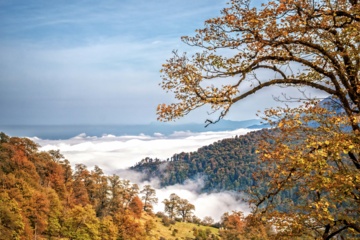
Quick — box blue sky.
[0,0,325,125]
[0,0,228,125]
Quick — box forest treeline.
[0,132,159,239]
[131,129,269,192]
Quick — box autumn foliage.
[163,193,195,222]
[0,133,157,240]
[252,103,360,239]
[158,0,359,239]
[158,0,359,130]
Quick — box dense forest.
[131,129,269,193]
[0,132,157,239]
[2,132,272,240]
[0,132,222,240]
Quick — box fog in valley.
[34,128,255,221]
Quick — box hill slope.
[0,132,221,240]
[131,129,271,192]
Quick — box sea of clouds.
[32,128,255,221]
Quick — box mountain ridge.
[130,128,270,193]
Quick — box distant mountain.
[0,119,267,140]
[149,119,268,134]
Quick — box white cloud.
[35,128,253,172]
[33,128,253,221]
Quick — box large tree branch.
[236,54,339,89]
[270,40,347,90]
[231,78,337,104]
[348,151,360,170]
[343,220,360,233]
[325,225,349,240]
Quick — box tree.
[44,188,63,239]
[112,212,145,240]
[252,104,360,239]
[220,211,271,240]
[202,216,214,226]
[220,211,245,240]
[0,192,24,240]
[163,193,180,220]
[27,190,50,237]
[163,193,196,222]
[108,174,122,216]
[115,179,139,210]
[99,216,118,240]
[158,0,359,132]
[176,198,195,222]
[72,164,90,206]
[158,0,360,238]
[90,166,109,217]
[62,204,100,240]
[128,196,143,219]
[140,185,158,212]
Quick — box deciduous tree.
[158,0,359,131]
[202,216,215,226]
[129,196,143,219]
[163,193,180,220]
[140,184,158,212]
[44,188,63,239]
[220,211,245,239]
[62,204,100,240]
[0,192,24,240]
[252,104,360,239]
[99,216,118,240]
[176,198,195,222]
[28,191,50,237]
[163,193,196,222]
[157,0,360,238]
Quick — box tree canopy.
[158,0,359,239]
[158,0,359,130]
[253,104,360,239]
[163,193,195,222]
[0,133,154,239]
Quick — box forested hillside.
[0,132,224,240]
[1,132,276,239]
[0,132,154,239]
[131,129,270,192]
